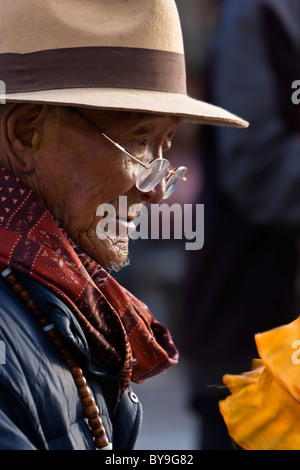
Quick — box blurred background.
[115,0,300,450]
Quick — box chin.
[105,256,131,272]
[95,237,131,272]
[73,226,130,271]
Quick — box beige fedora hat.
[0,0,248,128]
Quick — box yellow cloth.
[219,316,300,450]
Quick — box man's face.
[31,106,180,270]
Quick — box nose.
[133,179,166,204]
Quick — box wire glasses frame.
[70,107,187,200]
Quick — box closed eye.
[137,138,148,147]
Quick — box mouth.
[95,200,142,241]
[115,215,137,234]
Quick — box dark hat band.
[0,46,187,95]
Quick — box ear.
[1,103,45,173]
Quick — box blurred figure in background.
[180,0,300,449]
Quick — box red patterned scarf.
[0,167,178,393]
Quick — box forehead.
[76,107,181,136]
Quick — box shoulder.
[0,275,92,448]
[0,276,48,393]
[0,273,143,449]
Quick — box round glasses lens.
[163,167,188,199]
[136,159,170,192]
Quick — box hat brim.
[1,87,248,128]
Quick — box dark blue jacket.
[0,271,142,450]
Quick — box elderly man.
[0,0,246,450]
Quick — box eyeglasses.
[70,107,187,200]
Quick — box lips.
[116,210,140,223]
[115,217,136,234]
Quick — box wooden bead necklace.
[0,265,112,450]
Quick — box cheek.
[71,173,132,218]
[45,133,136,236]
[55,125,137,199]
[77,221,130,269]
[63,162,136,238]
[74,153,136,200]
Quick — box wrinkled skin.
[0,103,181,270]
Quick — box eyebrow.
[127,125,153,138]
[124,115,181,139]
